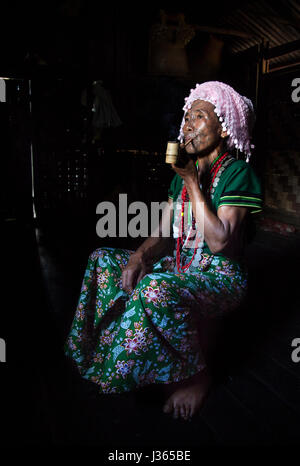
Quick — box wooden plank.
[225,372,300,445]
[246,356,300,414]
[130,395,216,447]
[194,25,253,39]
[199,384,267,445]
[58,369,217,447]
[265,40,300,60]
[250,341,300,380]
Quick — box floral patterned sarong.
[64,247,248,394]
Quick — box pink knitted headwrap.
[178,81,255,162]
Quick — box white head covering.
[178,81,255,162]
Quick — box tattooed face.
[182,100,226,155]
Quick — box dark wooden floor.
[1,214,300,447]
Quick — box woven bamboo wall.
[265,150,300,216]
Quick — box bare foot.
[162,368,212,421]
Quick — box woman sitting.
[64,81,263,421]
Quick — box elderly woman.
[64,81,263,421]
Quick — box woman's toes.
[180,405,187,420]
[163,400,173,414]
[184,405,191,421]
[173,404,180,419]
[190,402,199,419]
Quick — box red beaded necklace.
[176,187,199,272]
[176,151,229,273]
[209,151,229,192]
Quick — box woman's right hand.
[121,252,152,294]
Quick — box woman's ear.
[221,130,228,138]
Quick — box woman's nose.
[184,121,194,132]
